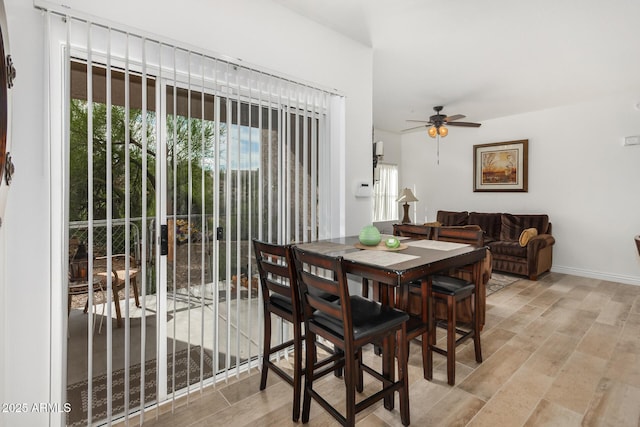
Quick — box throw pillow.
[500,214,524,242]
[518,228,538,247]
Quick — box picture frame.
[474,139,528,192]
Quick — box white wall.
[374,128,402,166]
[0,1,373,425]
[1,1,50,426]
[401,94,640,285]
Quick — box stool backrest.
[434,226,484,246]
[253,240,301,319]
[292,247,352,344]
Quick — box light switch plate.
[623,135,640,146]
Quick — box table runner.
[343,249,419,267]
[405,240,469,251]
[297,241,352,254]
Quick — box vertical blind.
[42,4,343,426]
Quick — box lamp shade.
[438,126,448,137]
[396,188,418,203]
[427,126,437,138]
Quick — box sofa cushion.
[437,210,469,226]
[500,214,524,241]
[516,214,550,235]
[468,212,502,242]
[500,213,550,240]
[489,240,528,258]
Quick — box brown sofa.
[437,210,555,280]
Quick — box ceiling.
[274,0,640,133]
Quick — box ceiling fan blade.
[445,114,466,122]
[402,124,428,131]
[406,119,432,123]
[447,121,481,128]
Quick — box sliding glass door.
[161,76,324,395]
[50,10,340,425]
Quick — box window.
[373,163,398,221]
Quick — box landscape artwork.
[474,140,528,192]
[481,149,518,184]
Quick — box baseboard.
[551,265,640,286]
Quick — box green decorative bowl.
[385,237,400,249]
[359,225,381,246]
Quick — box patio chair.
[68,257,107,334]
[94,254,141,328]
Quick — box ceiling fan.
[405,106,481,137]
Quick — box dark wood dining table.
[295,235,487,407]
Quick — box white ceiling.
[274,0,640,133]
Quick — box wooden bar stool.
[293,246,410,426]
[254,239,344,421]
[427,274,482,385]
[253,240,305,421]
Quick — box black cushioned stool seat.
[432,275,475,297]
[314,295,409,341]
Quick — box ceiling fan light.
[439,126,448,137]
[427,126,437,138]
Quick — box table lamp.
[396,188,418,224]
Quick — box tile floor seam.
[541,334,608,420]
[571,316,615,363]
[517,396,544,427]
[163,388,228,427]
[462,335,550,427]
[506,319,557,422]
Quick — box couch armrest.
[526,234,555,280]
[527,233,555,253]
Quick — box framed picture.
[474,140,528,192]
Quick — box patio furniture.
[68,221,143,328]
[94,254,140,328]
[68,255,107,334]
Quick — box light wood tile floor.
[124,272,640,426]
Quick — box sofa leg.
[528,274,538,281]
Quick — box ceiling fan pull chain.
[437,135,440,165]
